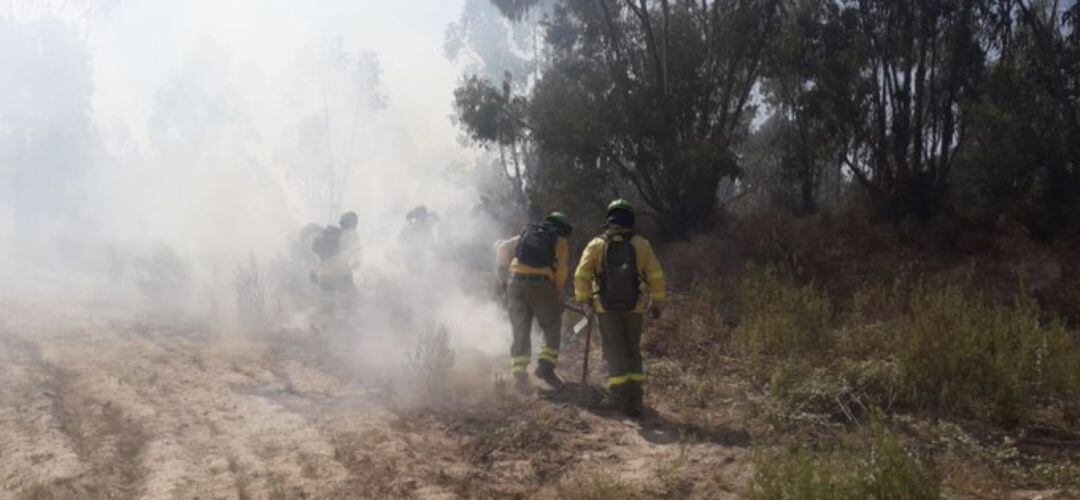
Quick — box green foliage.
[952,58,1080,236]
[832,0,990,221]
[768,359,899,424]
[453,74,527,147]
[453,73,533,213]
[733,267,832,362]
[749,424,941,500]
[450,0,1080,237]
[696,244,1079,427]
[462,0,783,238]
[757,0,861,215]
[895,287,1078,425]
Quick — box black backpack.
[599,233,640,311]
[312,226,342,260]
[514,223,559,268]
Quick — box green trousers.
[507,276,562,374]
[598,312,645,387]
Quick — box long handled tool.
[579,312,593,388]
[563,302,595,397]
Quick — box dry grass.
[732,266,832,377]
[895,287,1079,426]
[405,325,456,401]
[645,213,1080,496]
[748,422,940,500]
[556,469,640,500]
[708,259,1080,427]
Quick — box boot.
[625,381,645,419]
[514,372,531,394]
[597,385,629,413]
[534,360,565,390]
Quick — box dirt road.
[0,298,750,499]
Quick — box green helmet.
[544,212,572,235]
[607,199,634,215]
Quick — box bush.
[556,470,639,500]
[896,287,1078,425]
[733,266,832,364]
[748,423,940,500]
[234,253,266,328]
[406,325,456,400]
[132,243,191,310]
[768,359,899,424]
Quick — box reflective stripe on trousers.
[608,373,646,387]
[511,356,530,374]
[538,346,559,363]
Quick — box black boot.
[597,385,629,413]
[534,360,565,390]
[625,381,644,419]
[513,372,531,394]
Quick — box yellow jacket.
[494,235,570,290]
[574,230,666,313]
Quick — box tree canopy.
[452,0,1080,240]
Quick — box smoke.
[0,1,515,378]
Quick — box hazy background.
[2,0,472,267]
[0,0,518,360]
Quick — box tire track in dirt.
[0,331,87,497]
[1,304,150,499]
[0,302,349,499]
[1,299,754,498]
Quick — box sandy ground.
[0,298,751,499]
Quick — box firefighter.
[313,211,361,312]
[574,200,666,418]
[494,212,573,393]
[398,205,438,274]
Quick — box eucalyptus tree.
[456,0,783,238]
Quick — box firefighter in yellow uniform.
[574,200,665,417]
[495,213,573,393]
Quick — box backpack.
[514,223,559,268]
[599,233,640,311]
[312,226,342,260]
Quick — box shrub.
[768,359,899,424]
[406,325,456,400]
[733,266,832,364]
[556,470,639,500]
[748,423,940,500]
[132,243,191,310]
[234,253,266,328]
[896,287,1078,425]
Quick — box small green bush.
[896,287,1078,425]
[734,266,832,361]
[748,424,940,500]
[768,359,899,424]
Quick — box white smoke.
[0,1,516,375]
